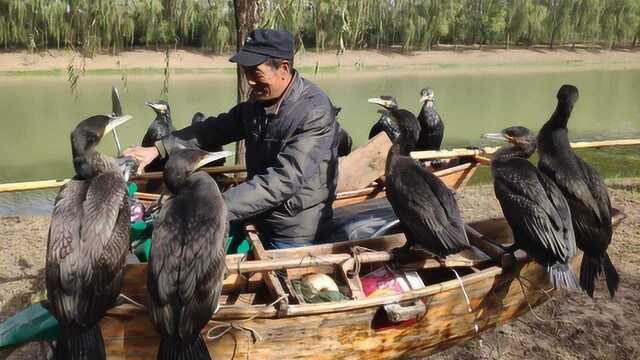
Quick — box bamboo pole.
[1,138,639,194]
[411,138,640,160]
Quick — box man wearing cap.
[124,29,339,249]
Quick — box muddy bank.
[1,179,639,359]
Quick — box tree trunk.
[505,32,510,49]
[632,35,637,49]
[233,0,262,167]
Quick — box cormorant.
[142,100,176,174]
[368,96,400,143]
[368,97,469,258]
[46,114,134,360]
[334,106,353,157]
[416,87,444,151]
[537,84,618,298]
[483,126,578,290]
[147,148,231,360]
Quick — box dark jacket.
[155,71,339,245]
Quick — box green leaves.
[0,0,639,52]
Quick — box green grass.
[468,147,640,186]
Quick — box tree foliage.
[1,0,639,52]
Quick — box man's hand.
[122,146,159,173]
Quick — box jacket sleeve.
[223,108,334,221]
[155,105,244,157]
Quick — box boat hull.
[100,253,574,359]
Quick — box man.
[124,29,339,249]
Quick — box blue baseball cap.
[229,29,294,67]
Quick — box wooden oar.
[1,138,639,193]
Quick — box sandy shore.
[1,179,639,359]
[1,47,640,76]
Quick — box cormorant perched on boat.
[46,114,134,360]
[484,126,578,290]
[368,96,400,143]
[537,84,618,298]
[368,97,469,258]
[334,106,353,157]
[143,100,176,173]
[416,87,444,151]
[147,148,231,360]
[143,100,175,148]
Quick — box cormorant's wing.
[539,156,611,246]
[495,160,572,260]
[46,179,88,323]
[80,171,128,289]
[389,157,468,254]
[575,155,612,228]
[536,170,577,258]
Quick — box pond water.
[1,68,639,214]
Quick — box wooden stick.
[132,164,246,180]
[410,138,640,160]
[2,138,639,193]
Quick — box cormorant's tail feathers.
[579,254,600,298]
[602,252,619,298]
[157,335,211,360]
[548,263,579,291]
[54,323,106,360]
[580,252,619,298]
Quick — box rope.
[450,268,480,338]
[347,246,376,278]
[206,294,289,360]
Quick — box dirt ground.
[1,47,640,76]
[0,179,639,359]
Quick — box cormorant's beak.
[419,94,433,103]
[482,132,514,143]
[368,97,394,109]
[196,150,233,169]
[145,101,168,114]
[105,115,132,135]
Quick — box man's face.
[242,60,291,101]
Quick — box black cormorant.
[147,148,231,360]
[416,87,444,151]
[537,84,618,297]
[143,100,175,148]
[334,106,353,157]
[368,97,469,258]
[484,126,578,290]
[368,96,401,143]
[142,100,176,174]
[46,114,134,359]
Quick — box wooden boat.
[100,209,625,359]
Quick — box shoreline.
[1,48,639,77]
